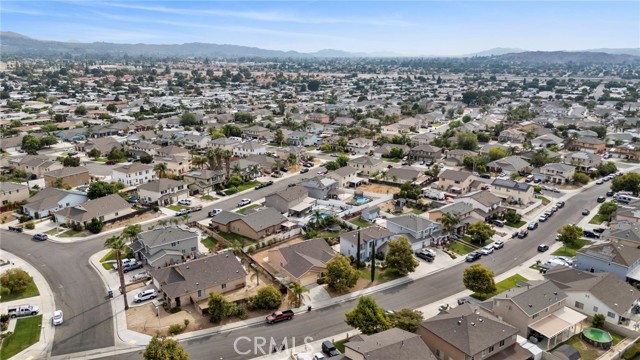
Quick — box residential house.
[428,202,477,234]
[182,169,225,195]
[386,166,426,185]
[53,193,133,227]
[498,129,526,144]
[153,154,191,175]
[137,179,188,206]
[348,156,384,176]
[210,207,288,240]
[408,145,442,163]
[418,303,529,360]
[344,328,436,360]
[611,144,640,161]
[156,145,189,158]
[131,226,199,268]
[334,117,355,127]
[569,137,606,154]
[575,242,640,284]
[347,137,374,155]
[487,156,530,175]
[264,185,313,216]
[180,134,209,150]
[287,131,319,147]
[545,267,640,326]
[76,136,122,154]
[127,142,160,157]
[233,141,267,157]
[615,205,640,225]
[532,134,564,149]
[301,176,339,200]
[266,238,336,286]
[11,154,63,177]
[457,190,504,221]
[411,132,436,146]
[112,163,157,187]
[386,214,444,249]
[605,223,640,247]
[360,206,380,221]
[490,179,535,205]
[436,170,474,194]
[22,187,87,219]
[487,280,586,351]
[229,159,261,181]
[563,152,602,173]
[307,113,330,124]
[245,154,278,174]
[43,166,91,188]
[445,149,477,166]
[373,143,410,158]
[209,137,241,151]
[326,166,360,188]
[151,252,247,308]
[0,136,22,153]
[0,182,29,207]
[243,125,271,140]
[339,225,395,261]
[538,163,576,184]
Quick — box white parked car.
[208,208,223,217]
[131,272,151,281]
[178,199,192,205]
[52,310,63,325]
[480,245,494,255]
[175,209,190,216]
[238,198,251,207]
[134,289,157,303]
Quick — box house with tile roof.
[151,252,247,309]
[326,166,360,188]
[182,169,225,195]
[545,267,640,326]
[266,238,336,286]
[53,193,133,227]
[131,226,199,268]
[344,328,436,360]
[457,190,504,221]
[22,187,87,219]
[569,136,606,154]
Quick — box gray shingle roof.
[113,163,154,174]
[25,188,83,212]
[439,169,472,182]
[137,178,185,193]
[494,280,566,317]
[0,182,27,193]
[578,242,640,267]
[491,179,532,192]
[269,238,336,278]
[342,225,394,244]
[386,214,438,232]
[135,226,198,248]
[53,193,130,223]
[241,207,288,232]
[608,223,640,243]
[345,328,435,360]
[44,166,90,178]
[268,185,308,203]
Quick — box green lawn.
[0,280,39,303]
[357,267,401,283]
[44,228,61,235]
[334,339,348,353]
[236,204,260,215]
[382,157,401,163]
[0,315,42,359]
[411,209,425,215]
[506,220,526,228]
[201,236,217,250]
[200,195,216,201]
[167,205,188,211]
[94,157,108,163]
[100,247,133,270]
[562,334,602,360]
[449,241,477,255]
[225,181,261,195]
[350,218,372,228]
[306,146,316,150]
[218,231,255,247]
[537,196,551,205]
[317,231,340,239]
[471,274,528,301]
[589,214,607,224]
[552,238,589,257]
[57,229,86,238]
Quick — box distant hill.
[584,48,640,57]
[493,51,639,64]
[464,47,528,57]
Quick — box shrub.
[19,215,30,223]
[234,304,248,320]
[247,246,256,253]
[153,205,160,212]
[316,277,326,285]
[168,307,181,314]
[0,268,33,293]
[24,222,35,230]
[592,313,606,328]
[86,217,104,234]
[72,223,83,232]
[183,319,190,328]
[168,324,183,335]
[225,187,238,195]
[250,285,282,310]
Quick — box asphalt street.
[108,181,609,360]
[0,167,324,356]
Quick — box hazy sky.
[2,1,639,55]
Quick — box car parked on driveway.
[238,198,252,207]
[134,289,157,303]
[215,191,227,197]
[415,249,435,261]
[122,260,143,273]
[321,341,341,357]
[177,199,192,206]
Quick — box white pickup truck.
[8,304,40,318]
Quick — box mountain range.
[1,31,639,64]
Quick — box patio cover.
[290,200,313,213]
[348,177,367,185]
[529,307,586,338]
[626,266,640,283]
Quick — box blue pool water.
[353,197,371,205]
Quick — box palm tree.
[223,150,233,179]
[181,214,190,224]
[248,164,261,181]
[232,163,243,178]
[154,162,168,178]
[213,147,225,171]
[288,282,309,308]
[204,148,217,171]
[121,224,142,244]
[288,152,298,167]
[192,155,207,169]
[441,213,460,237]
[104,235,129,310]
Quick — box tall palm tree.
[232,163,243,178]
[192,155,207,169]
[104,235,129,310]
[154,162,168,178]
[204,148,217,171]
[441,213,460,237]
[121,224,142,244]
[213,147,225,171]
[223,150,233,179]
[288,282,309,308]
[288,152,298,167]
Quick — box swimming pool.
[582,328,613,349]
[353,197,371,205]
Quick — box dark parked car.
[582,209,590,215]
[300,168,309,174]
[517,230,529,238]
[466,252,481,262]
[479,174,491,179]
[556,201,565,208]
[597,196,606,203]
[127,196,139,203]
[105,160,116,165]
[215,191,227,197]
[322,341,341,357]
[537,244,549,252]
[511,231,519,239]
[8,226,23,232]
[606,190,614,197]
[287,183,296,187]
[415,249,435,261]
[583,230,599,238]
[593,227,606,234]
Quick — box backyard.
[471,274,528,301]
[349,218,372,228]
[0,315,42,359]
[552,238,590,257]
[561,331,625,360]
[200,236,217,251]
[218,231,255,247]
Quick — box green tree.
[389,147,404,159]
[345,296,391,335]
[180,112,198,126]
[106,103,118,112]
[612,172,640,196]
[596,162,617,177]
[62,155,80,167]
[39,135,58,148]
[325,161,339,171]
[87,181,118,199]
[388,309,424,333]
[86,217,104,234]
[441,213,460,235]
[325,255,358,292]
[385,237,419,276]
[143,334,189,360]
[88,148,102,160]
[307,80,321,92]
[463,264,496,294]
[598,201,618,221]
[573,172,590,185]
[104,235,129,310]
[223,124,243,137]
[487,147,507,161]
[273,129,285,146]
[288,152,298,167]
[467,221,496,244]
[107,146,125,161]
[592,313,606,329]
[154,163,168,179]
[207,293,234,323]
[234,112,255,124]
[288,282,309,308]
[456,131,478,151]
[503,210,521,225]
[336,155,349,167]
[462,114,473,123]
[227,176,244,187]
[121,224,142,244]
[250,285,282,310]
[140,154,153,164]
[530,149,551,167]
[558,225,583,249]
[21,134,41,155]
[74,105,87,115]
[0,268,33,294]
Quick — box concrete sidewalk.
[0,250,57,360]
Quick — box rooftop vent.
[457,320,462,325]
[528,304,533,308]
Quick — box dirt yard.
[103,211,163,231]
[356,183,400,195]
[251,236,305,268]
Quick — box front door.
[175,297,181,307]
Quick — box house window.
[221,283,227,289]
[607,311,616,318]
[171,242,177,247]
[489,345,494,352]
[499,340,505,347]
[115,212,118,216]
[532,313,539,319]
[191,247,196,251]
[1,200,7,205]
[575,301,584,309]
[593,306,598,312]
[198,289,203,297]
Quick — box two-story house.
[0,182,29,208]
[498,129,526,144]
[563,152,602,173]
[11,154,63,177]
[569,137,606,154]
[112,163,157,187]
[22,187,87,219]
[339,225,395,261]
[345,328,436,360]
[408,144,442,163]
[436,170,474,194]
[301,176,339,200]
[538,163,576,184]
[348,156,385,177]
[243,125,271,140]
[385,214,445,249]
[137,179,188,206]
[209,137,241,151]
[490,179,535,206]
[347,137,374,155]
[43,166,91,189]
[575,242,640,284]
[263,185,312,216]
[457,190,504,222]
[445,149,477,166]
[233,141,267,157]
[326,166,360,188]
[428,202,476,234]
[532,134,564,149]
[131,226,199,268]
